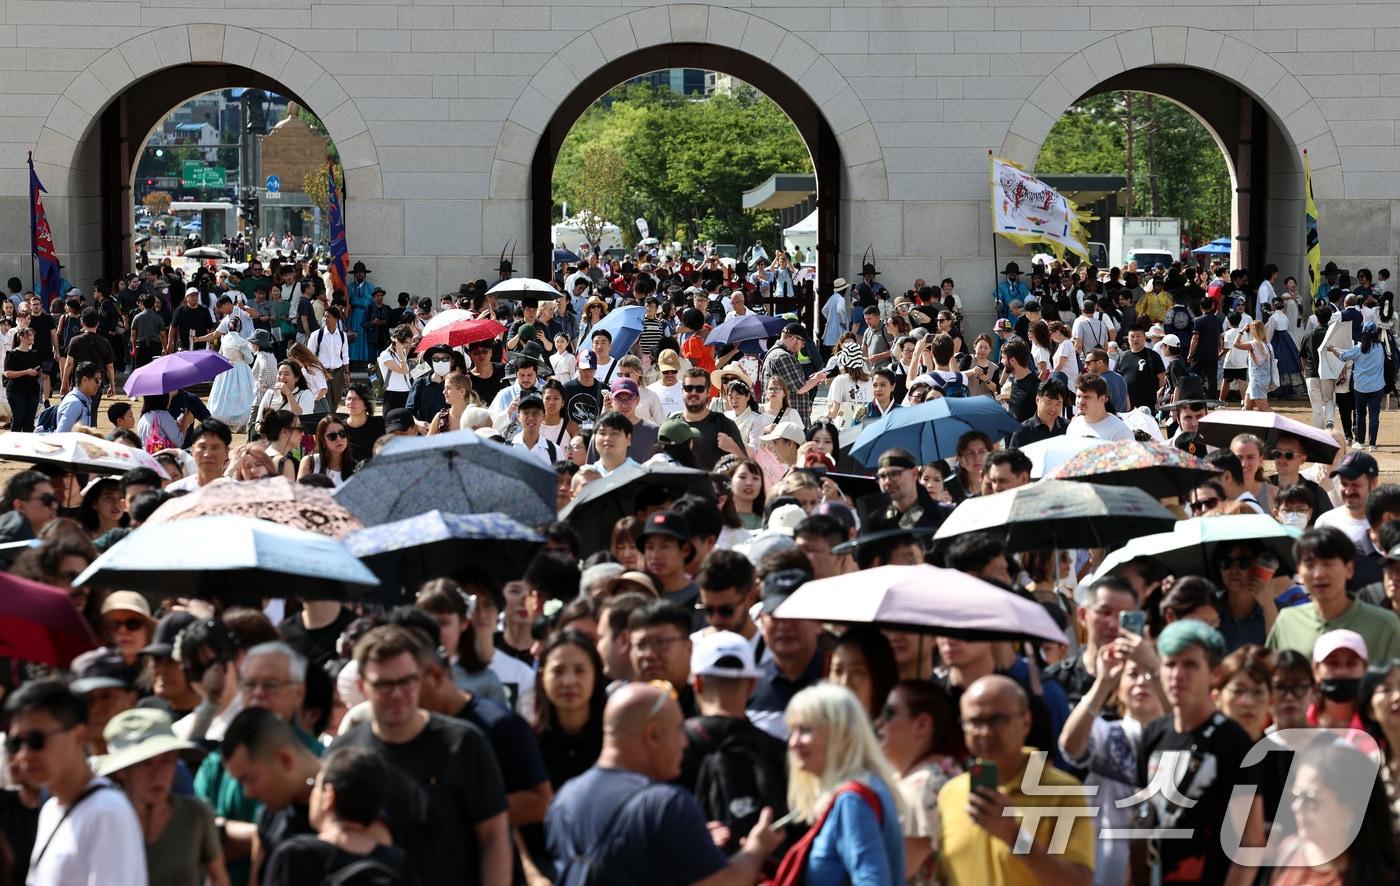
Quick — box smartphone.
[969,759,998,794]
[1119,609,1146,637]
[769,809,800,832]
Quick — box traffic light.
[145,178,154,187]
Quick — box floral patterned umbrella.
[1047,440,1216,500]
[143,477,363,538]
[343,510,543,597]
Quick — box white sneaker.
[1369,445,1379,453]
[1352,440,1364,450]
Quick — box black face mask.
[1319,677,1361,704]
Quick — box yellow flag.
[1305,151,1321,307]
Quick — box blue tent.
[1191,237,1232,255]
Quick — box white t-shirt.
[1222,327,1249,369]
[1071,316,1109,354]
[650,379,685,417]
[377,347,412,393]
[511,432,557,466]
[550,351,577,382]
[258,386,317,418]
[28,776,146,886]
[828,374,872,405]
[488,651,537,725]
[1315,505,1376,555]
[1053,339,1079,386]
[1066,413,1134,441]
[1031,344,1051,377]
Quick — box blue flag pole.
[26,152,36,295]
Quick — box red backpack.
[763,780,884,886]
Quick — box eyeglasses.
[1272,449,1300,461]
[1272,683,1313,699]
[696,602,738,619]
[323,431,346,441]
[365,672,420,695]
[26,493,57,508]
[4,726,73,756]
[239,678,293,694]
[1189,498,1220,513]
[877,469,907,481]
[661,370,678,376]
[1290,787,1324,810]
[634,635,686,654]
[104,617,147,633]
[1224,683,1268,700]
[611,392,636,402]
[682,385,708,393]
[1218,556,1253,570]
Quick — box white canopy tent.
[551,212,623,252]
[783,209,818,263]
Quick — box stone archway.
[996,27,1340,277]
[32,25,382,283]
[485,5,887,284]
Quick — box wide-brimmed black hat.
[1161,376,1222,411]
[1002,261,1022,275]
[1323,261,1339,275]
[832,525,935,556]
[498,259,514,274]
[351,261,371,274]
[860,263,880,276]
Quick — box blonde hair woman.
[776,684,905,883]
[1231,319,1274,412]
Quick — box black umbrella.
[334,430,555,527]
[559,462,714,554]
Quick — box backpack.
[684,722,788,853]
[33,403,59,434]
[322,858,410,886]
[556,784,662,886]
[1166,303,1193,334]
[933,369,969,398]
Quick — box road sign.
[265,175,281,194]
[180,161,227,189]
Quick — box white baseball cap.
[766,503,808,535]
[760,421,805,446]
[1313,628,1368,664]
[691,631,763,679]
[1161,333,1181,348]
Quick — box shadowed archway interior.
[530,43,841,286]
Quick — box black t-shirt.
[455,696,548,795]
[1118,347,1165,409]
[1192,313,1224,363]
[28,313,55,358]
[171,304,213,349]
[0,790,38,886]
[562,377,602,429]
[65,332,116,376]
[256,801,313,883]
[1136,711,1261,884]
[341,416,385,464]
[1006,371,1041,423]
[471,364,506,406]
[685,410,745,471]
[278,607,356,669]
[3,349,40,396]
[263,835,421,886]
[331,713,508,886]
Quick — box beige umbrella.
[144,477,363,538]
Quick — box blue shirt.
[994,281,1030,317]
[806,776,904,885]
[747,649,825,740]
[53,388,91,432]
[1340,344,1386,393]
[1102,369,1130,414]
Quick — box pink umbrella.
[771,564,1067,644]
[1196,410,1341,465]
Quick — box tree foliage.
[1037,91,1232,243]
[552,81,812,249]
[142,190,173,217]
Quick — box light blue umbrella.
[589,305,646,356]
[334,430,555,527]
[72,514,378,603]
[343,510,543,593]
[849,395,1021,467]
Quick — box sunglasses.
[1189,498,1220,513]
[4,726,72,756]
[682,385,708,393]
[1271,449,1300,460]
[1290,787,1324,810]
[696,602,738,618]
[105,617,147,633]
[27,493,58,508]
[1218,556,1253,570]
[323,431,346,441]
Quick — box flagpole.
[989,150,1001,320]
[26,152,37,295]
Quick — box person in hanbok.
[1268,299,1305,398]
[246,329,279,430]
[207,314,255,430]
[345,261,375,367]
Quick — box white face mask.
[432,360,451,376]
[1279,511,1309,529]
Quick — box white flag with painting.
[989,157,1092,260]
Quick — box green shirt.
[1266,597,1400,661]
[193,721,323,886]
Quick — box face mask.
[1319,677,1360,704]
[1279,511,1309,529]
[432,361,451,376]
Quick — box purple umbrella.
[124,350,233,396]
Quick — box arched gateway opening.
[529,44,842,287]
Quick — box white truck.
[1108,217,1181,271]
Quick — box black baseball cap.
[140,611,197,659]
[782,322,808,340]
[761,568,812,614]
[517,394,545,412]
[384,408,415,433]
[70,649,137,694]
[1332,451,1379,480]
[636,510,692,543]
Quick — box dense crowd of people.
[0,245,1399,885]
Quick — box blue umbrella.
[334,430,555,527]
[850,395,1021,467]
[552,247,581,265]
[1191,237,1232,255]
[705,313,771,346]
[343,510,543,594]
[590,304,646,356]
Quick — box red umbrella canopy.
[0,573,99,667]
[415,318,507,353]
